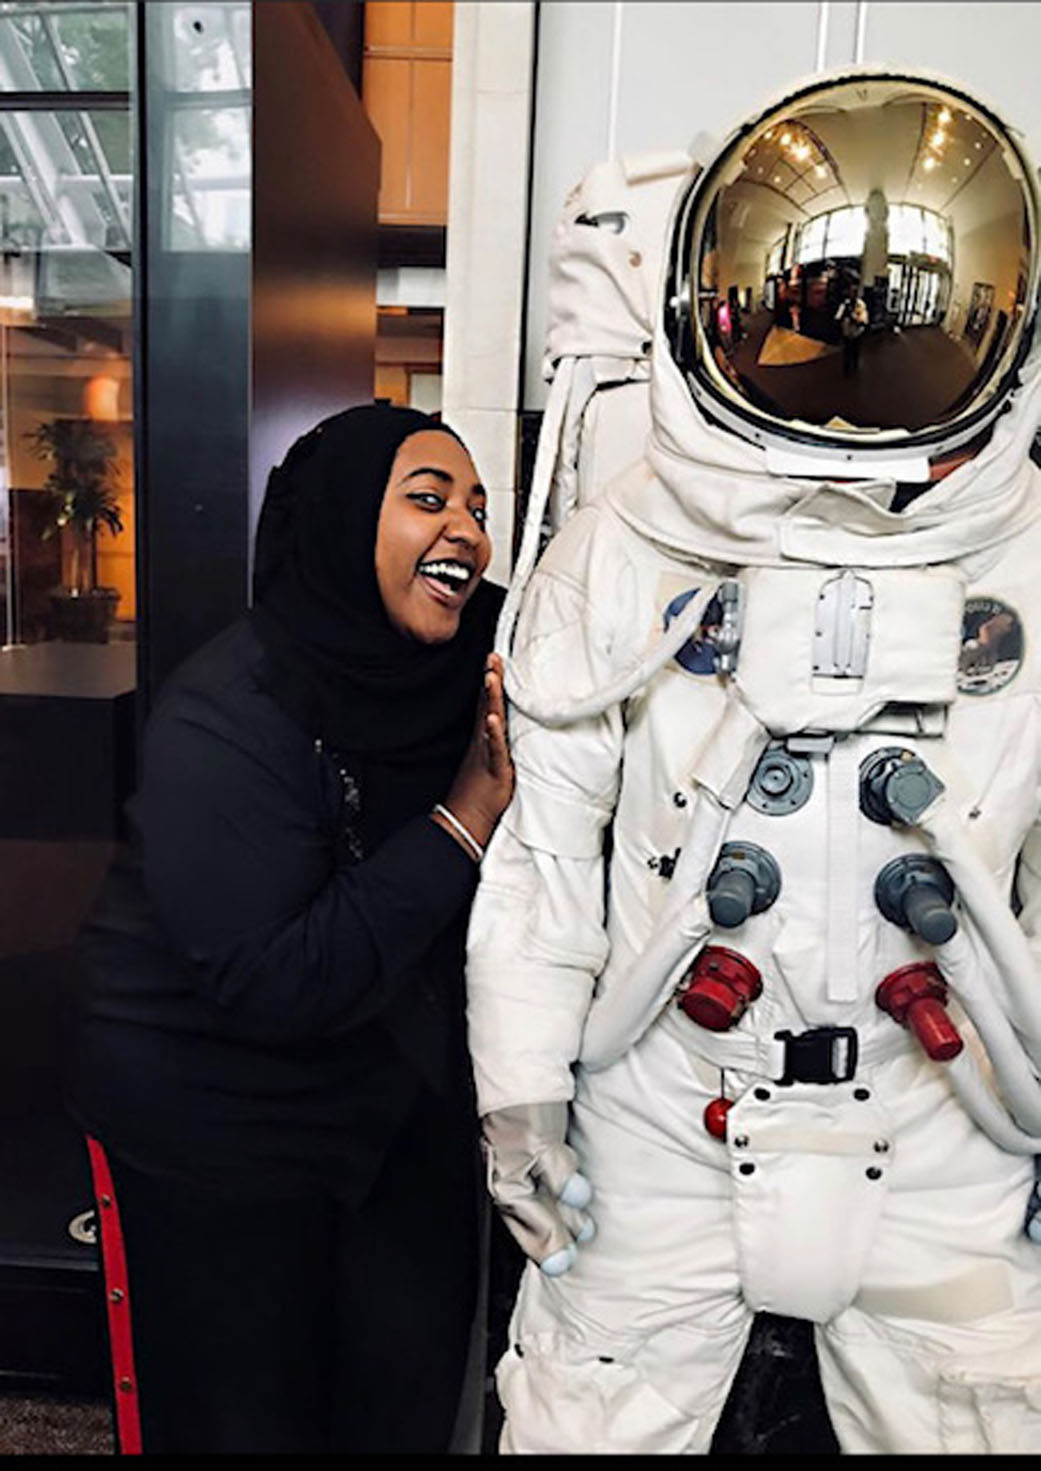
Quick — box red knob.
[703,1097,733,1141]
[678,946,762,1032]
[876,961,963,1062]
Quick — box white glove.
[481,1102,596,1276]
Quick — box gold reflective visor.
[681,76,1039,449]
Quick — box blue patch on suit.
[663,588,722,675]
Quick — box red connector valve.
[703,1097,733,1141]
[875,961,963,1061]
[678,946,762,1032]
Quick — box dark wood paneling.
[251,2,379,554]
[311,0,364,92]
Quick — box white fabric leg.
[819,1293,1041,1453]
[817,1053,1041,1453]
[496,1022,753,1453]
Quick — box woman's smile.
[416,556,477,605]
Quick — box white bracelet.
[432,803,485,863]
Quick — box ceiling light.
[793,144,811,162]
[814,165,826,178]
[923,156,936,171]
[939,107,952,124]
[964,157,971,166]
[975,141,982,149]
[931,129,946,148]
[774,175,782,184]
[780,132,791,146]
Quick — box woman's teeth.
[418,560,473,595]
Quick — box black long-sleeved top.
[64,618,481,1200]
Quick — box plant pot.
[46,587,121,644]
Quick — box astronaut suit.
[467,70,1041,1454]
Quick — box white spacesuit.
[468,70,1041,1454]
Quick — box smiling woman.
[63,404,514,1454]
[375,428,491,644]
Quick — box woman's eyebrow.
[400,465,453,484]
[400,466,487,499]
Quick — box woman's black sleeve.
[138,698,478,1043]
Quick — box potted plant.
[26,418,124,643]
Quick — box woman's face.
[375,429,491,643]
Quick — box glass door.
[0,1,133,653]
[0,0,135,1392]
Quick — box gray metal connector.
[707,841,782,929]
[713,580,743,676]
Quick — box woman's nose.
[443,510,479,545]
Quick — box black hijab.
[248,405,502,842]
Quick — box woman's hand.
[435,653,515,858]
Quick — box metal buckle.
[775,1026,859,1086]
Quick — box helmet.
[664,71,1041,476]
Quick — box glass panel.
[883,205,952,266]
[161,3,251,92]
[0,57,135,660]
[148,3,252,252]
[0,2,131,93]
[825,205,866,259]
[2,267,134,648]
[0,2,135,1311]
[795,214,826,264]
[0,110,131,251]
[55,107,131,176]
[890,203,925,256]
[4,12,65,91]
[54,109,131,249]
[0,122,47,246]
[169,103,250,250]
[923,209,951,263]
[47,2,131,91]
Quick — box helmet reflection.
[673,76,1039,452]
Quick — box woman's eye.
[408,491,445,511]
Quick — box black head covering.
[248,405,502,793]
